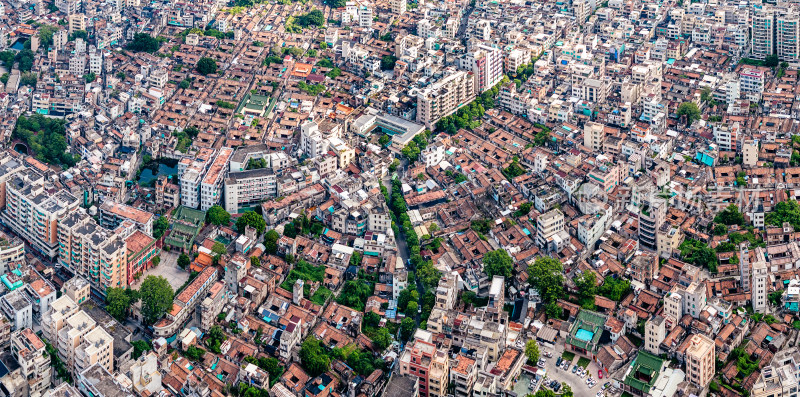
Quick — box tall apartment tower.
[751,6,775,60]
[777,11,800,62]
[466,45,504,93]
[752,261,768,313]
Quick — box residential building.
[644,316,666,355]
[0,290,31,330]
[685,334,715,388]
[416,69,476,128]
[399,339,449,397]
[536,209,568,252]
[200,147,233,211]
[10,328,50,397]
[42,295,79,345]
[1,169,80,260]
[98,200,154,236]
[752,6,775,60]
[62,277,90,305]
[74,326,113,374]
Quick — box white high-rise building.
[390,0,406,14]
[464,45,504,93]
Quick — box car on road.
[598,370,603,379]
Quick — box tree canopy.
[525,340,540,363]
[263,230,280,254]
[714,204,745,226]
[126,33,162,53]
[236,211,266,235]
[766,200,800,230]
[196,57,218,75]
[527,257,564,304]
[299,338,331,377]
[296,9,325,27]
[139,275,174,325]
[105,287,131,322]
[14,114,77,168]
[206,205,230,226]
[483,249,514,279]
[677,102,700,127]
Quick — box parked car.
[572,365,578,373]
[598,370,603,379]
[556,357,562,366]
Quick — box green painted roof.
[623,351,665,393]
[565,309,607,352]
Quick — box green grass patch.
[310,286,331,305]
[577,357,591,368]
[561,352,575,362]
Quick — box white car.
[596,392,604,397]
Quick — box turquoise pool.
[575,328,594,342]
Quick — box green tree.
[153,216,169,238]
[299,338,331,376]
[139,276,174,325]
[406,301,419,313]
[131,340,151,359]
[263,230,280,254]
[714,204,745,226]
[544,302,562,319]
[236,211,266,235]
[206,205,230,226]
[574,271,597,308]
[483,249,514,279]
[381,55,398,70]
[525,339,540,363]
[371,327,392,351]
[177,253,191,269]
[126,33,162,53]
[766,200,800,230]
[527,257,564,304]
[152,256,161,267]
[251,256,261,267]
[400,317,416,341]
[765,54,780,67]
[206,325,227,353]
[105,287,131,322]
[196,57,218,75]
[677,102,701,127]
[598,277,631,301]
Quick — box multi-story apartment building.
[450,354,478,397]
[42,295,79,344]
[777,10,800,62]
[1,169,80,260]
[98,200,154,236]
[740,67,765,102]
[751,6,774,60]
[416,69,476,128]
[58,211,128,293]
[752,261,769,313]
[536,209,568,251]
[753,349,800,397]
[644,316,666,355]
[584,121,605,152]
[0,290,31,331]
[57,310,96,373]
[74,326,113,375]
[77,363,134,397]
[125,230,159,285]
[685,334,715,388]
[63,277,90,306]
[224,168,278,213]
[399,339,449,397]
[11,328,50,397]
[390,0,405,15]
[199,281,226,332]
[638,198,666,250]
[200,147,233,211]
[463,45,504,93]
[0,232,24,274]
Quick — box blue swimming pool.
[575,328,594,342]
